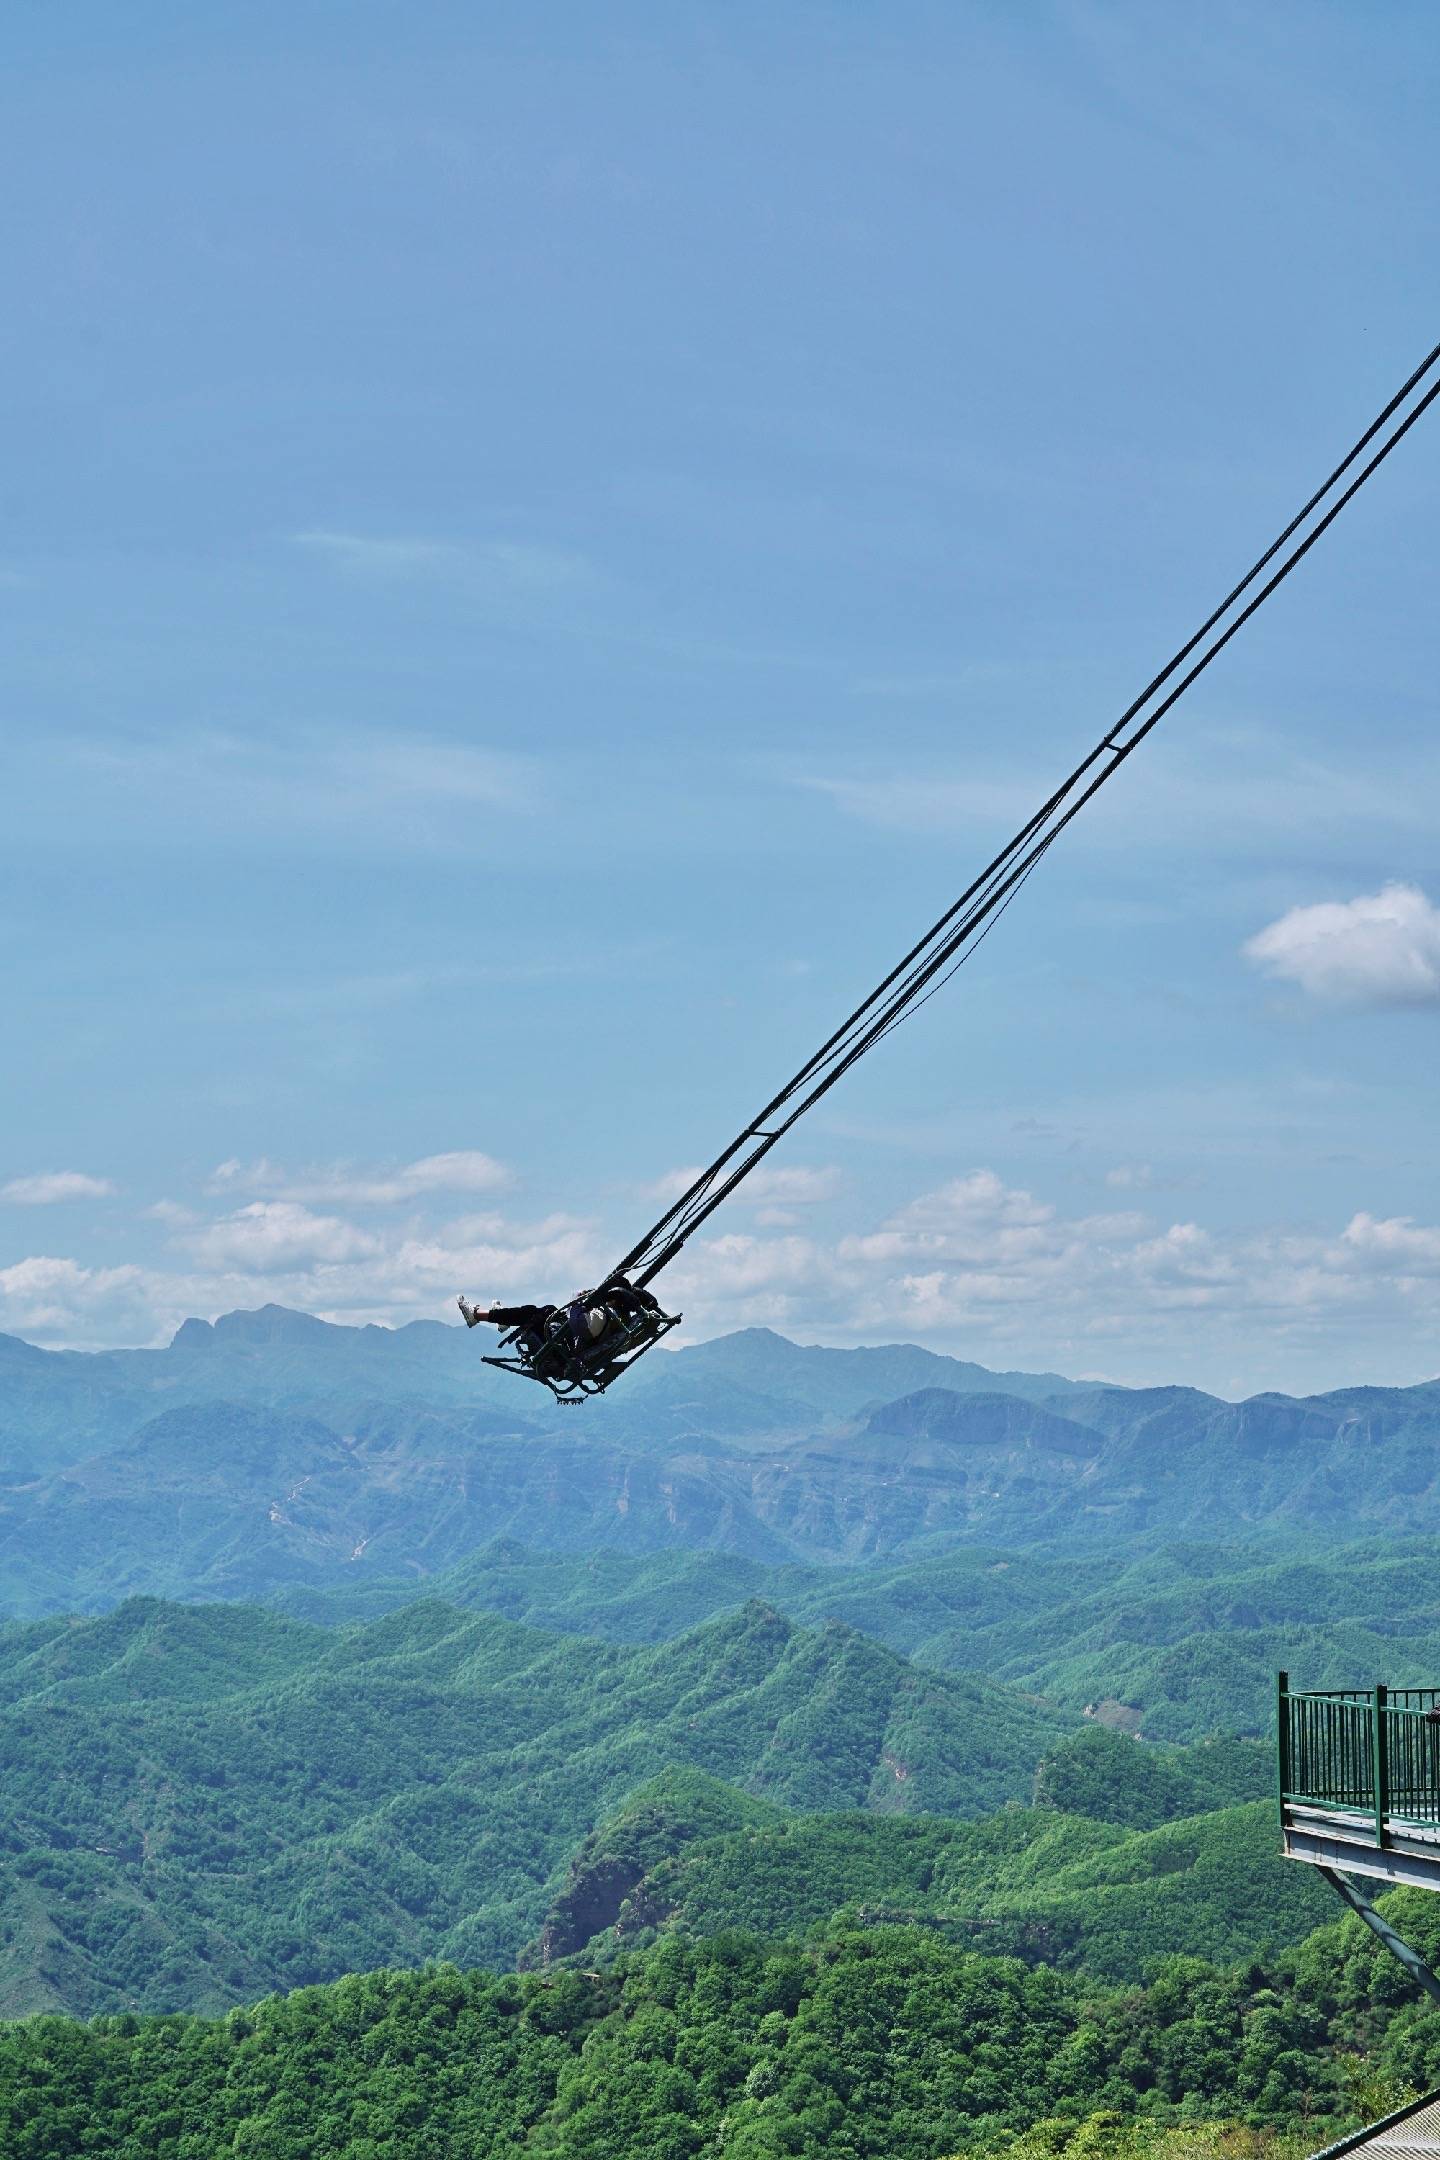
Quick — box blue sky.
[3,1,1439,1393]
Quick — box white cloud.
[1340,1212,1440,1274]
[208,1151,511,1207]
[10,1157,1440,1395]
[1,1171,116,1205]
[840,1170,1064,1270]
[183,1202,383,1273]
[0,1255,154,1345]
[663,1171,1440,1389]
[1244,883,1440,1007]
[0,1198,606,1350]
[645,1166,704,1204]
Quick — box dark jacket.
[483,1302,556,1332]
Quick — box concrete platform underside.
[1284,1807,1440,1894]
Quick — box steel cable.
[609,341,1440,1289]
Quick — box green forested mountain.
[0,1588,1336,2021]
[6,1302,1440,2135]
[8,1896,1440,2160]
[530,1763,1326,1982]
[1030,1727,1274,1827]
[0,1595,1071,2017]
[273,1534,1440,1741]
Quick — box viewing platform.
[1280,1674,1440,1894]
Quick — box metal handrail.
[1278,1673,1440,1846]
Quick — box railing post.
[1276,1671,1291,1838]
[1374,1682,1390,1848]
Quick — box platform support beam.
[1320,1865,1440,2006]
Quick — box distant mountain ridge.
[0,1305,1089,1475]
[6,1308,1440,1622]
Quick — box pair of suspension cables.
[611,338,1440,1293]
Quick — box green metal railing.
[1278,1672,1440,1847]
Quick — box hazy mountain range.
[4,1306,1440,1626]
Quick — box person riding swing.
[458,1280,666,1389]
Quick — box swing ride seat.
[482,1292,682,1403]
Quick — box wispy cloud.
[292,530,593,595]
[799,772,1030,833]
[1244,883,1440,1007]
[644,1163,840,1209]
[2,1171,116,1205]
[797,734,1438,859]
[208,1151,512,1207]
[15,724,536,854]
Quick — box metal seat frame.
[482,1294,682,1402]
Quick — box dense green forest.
[8,1893,1440,2160]
[0,1597,1329,2019]
[0,1594,1072,2016]
[531,1752,1327,1982]
[271,1533,1440,1741]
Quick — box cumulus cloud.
[0,1192,606,1348]
[1,1171,116,1205]
[10,1156,1440,1393]
[209,1151,511,1207]
[183,1202,383,1273]
[1340,1212,1440,1274]
[666,1171,1440,1386]
[841,1170,1064,1271]
[0,1255,154,1344]
[1244,883,1440,1007]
